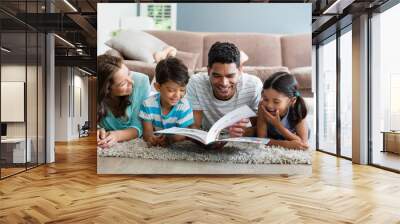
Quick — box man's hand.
[98,131,119,149]
[228,118,249,137]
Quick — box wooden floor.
[1,136,400,223]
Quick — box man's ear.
[154,82,161,92]
[238,64,243,73]
[207,67,211,76]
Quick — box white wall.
[97,3,137,55]
[55,67,89,141]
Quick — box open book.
[154,105,270,145]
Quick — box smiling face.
[155,80,186,108]
[110,64,133,96]
[261,88,295,117]
[208,62,241,100]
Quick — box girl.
[257,72,309,150]
[97,54,150,148]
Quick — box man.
[186,42,263,139]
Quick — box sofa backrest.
[280,33,312,69]
[146,30,311,70]
[202,33,282,68]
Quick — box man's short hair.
[208,42,240,68]
[155,57,189,86]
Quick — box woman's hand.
[97,128,106,142]
[98,131,119,149]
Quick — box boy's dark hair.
[155,57,189,86]
[263,72,308,126]
[208,42,240,68]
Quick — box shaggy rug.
[98,139,313,165]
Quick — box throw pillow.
[105,30,167,63]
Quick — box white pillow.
[105,30,167,63]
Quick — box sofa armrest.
[124,60,156,82]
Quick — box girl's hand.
[286,140,309,150]
[98,131,119,148]
[260,105,282,128]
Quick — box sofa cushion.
[281,34,312,69]
[105,30,167,63]
[290,66,312,91]
[203,33,282,67]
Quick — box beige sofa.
[106,30,312,97]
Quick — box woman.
[97,54,150,148]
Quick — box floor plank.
[0,135,400,223]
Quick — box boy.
[139,57,193,146]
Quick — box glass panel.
[340,28,352,158]
[1,31,27,177]
[38,33,45,165]
[27,31,38,169]
[371,4,400,171]
[317,36,337,154]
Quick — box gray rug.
[98,139,313,165]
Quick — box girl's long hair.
[97,55,131,124]
[262,71,307,126]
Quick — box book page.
[155,127,208,144]
[205,105,256,144]
[214,137,270,145]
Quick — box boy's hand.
[157,135,169,147]
[148,135,169,147]
[147,136,159,146]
